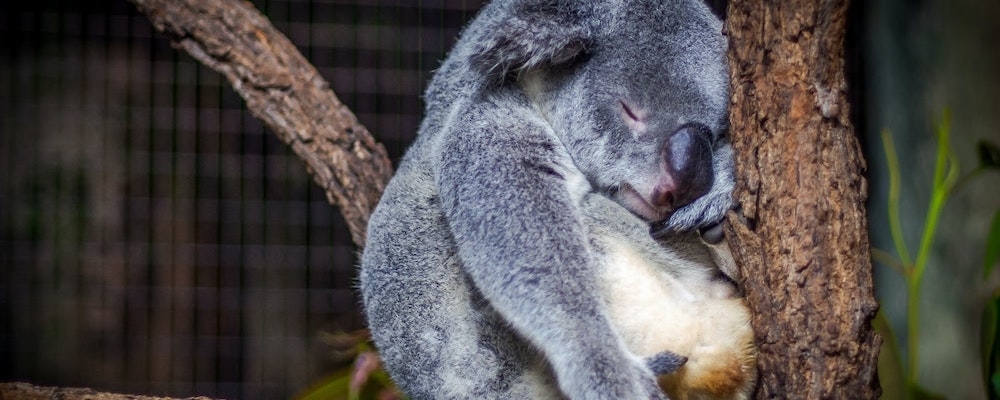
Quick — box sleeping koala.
[360,0,755,398]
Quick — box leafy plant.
[875,110,1000,399]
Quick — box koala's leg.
[435,99,667,400]
[362,170,541,398]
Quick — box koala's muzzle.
[652,123,715,212]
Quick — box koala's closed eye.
[620,101,649,132]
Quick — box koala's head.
[469,0,730,227]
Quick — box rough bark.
[128,0,393,247]
[725,0,881,398]
[0,382,219,400]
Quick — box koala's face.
[540,0,729,224]
[473,0,729,225]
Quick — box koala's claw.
[650,189,734,238]
[646,350,688,375]
[649,207,720,238]
[698,221,725,244]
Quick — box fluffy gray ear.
[469,2,591,83]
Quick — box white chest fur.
[596,237,756,400]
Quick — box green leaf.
[983,295,1000,400]
[986,210,1000,278]
[882,130,912,268]
[978,140,1000,169]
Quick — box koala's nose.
[651,124,715,210]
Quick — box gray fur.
[361,0,732,398]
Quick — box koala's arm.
[436,100,666,400]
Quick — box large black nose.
[650,123,715,211]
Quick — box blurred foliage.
[294,330,405,400]
[876,111,1000,399]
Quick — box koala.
[360,0,755,399]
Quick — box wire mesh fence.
[0,1,483,398]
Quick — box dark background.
[2,1,998,399]
[0,1,482,398]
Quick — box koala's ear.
[469,3,591,83]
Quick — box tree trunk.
[725,0,882,398]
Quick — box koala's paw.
[651,191,734,238]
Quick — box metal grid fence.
[0,1,483,398]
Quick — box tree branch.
[0,382,220,400]
[128,0,394,247]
